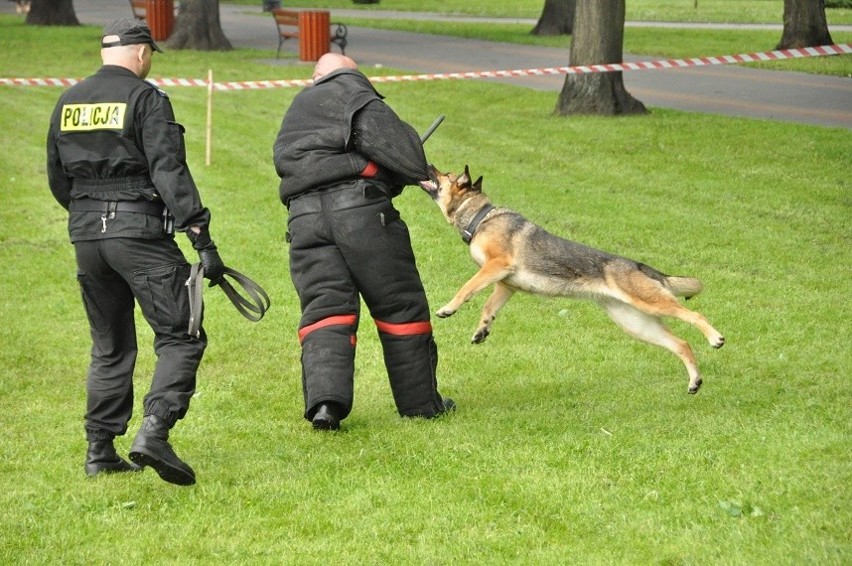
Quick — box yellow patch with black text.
[60,103,126,132]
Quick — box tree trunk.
[26,0,79,25]
[554,0,645,116]
[167,0,232,51]
[532,0,576,36]
[776,0,833,49]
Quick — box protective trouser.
[74,237,206,441]
[287,181,445,420]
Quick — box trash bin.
[146,0,175,41]
[298,10,330,62]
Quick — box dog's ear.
[458,165,471,187]
[472,176,483,192]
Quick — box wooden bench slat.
[130,0,146,20]
[272,8,347,59]
[128,0,181,22]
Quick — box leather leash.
[186,264,271,338]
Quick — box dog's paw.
[472,328,490,344]
[436,305,456,318]
[710,334,725,349]
[688,378,703,394]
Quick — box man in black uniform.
[46,19,225,485]
[273,53,454,431]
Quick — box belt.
[72,174,153,191]
[287,182,388,216]
[69,199,165,216]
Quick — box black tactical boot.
[129,415,196,486]
[311,402,342,431]
[85,440,141,476]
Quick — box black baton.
[420,114,445,144]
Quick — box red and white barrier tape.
[2,43,849,90]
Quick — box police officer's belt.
[186,263,271,338]
[69,199,165,216]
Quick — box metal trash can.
[146,0,175,41]
[298,10,330,62]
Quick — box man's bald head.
[101,43,153,79]
[312,53,358,82]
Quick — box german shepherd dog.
[419,165,725,393]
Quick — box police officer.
[273,53,455,431]
[46,19,225,485]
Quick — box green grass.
[2,17,851,565]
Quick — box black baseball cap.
[101,18,163,53]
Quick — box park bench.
[129,0,145,20]
[128,0,180,22]
[272,8,348,59]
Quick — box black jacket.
[46,65,210,242]
[273,68,427,205]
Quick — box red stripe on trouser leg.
[374,318,443,416]
[374,319,432,336]
[299,314,358,344]
[299,319,357,420]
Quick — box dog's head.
[419,164,484,223]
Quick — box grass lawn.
[1,15,850,565]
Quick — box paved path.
[7,2,851,128]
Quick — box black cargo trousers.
[286,180,445,421]
[74,237,205,442]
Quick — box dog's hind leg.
[617,271,725,349]
[472,282,515,344]
[636,298,724,350]
[600,299,704,393]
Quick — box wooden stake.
[205,69,213,166]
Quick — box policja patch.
[60,103,126,131]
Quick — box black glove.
[188,227,225,284]
[198,247,225,285]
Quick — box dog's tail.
[665,276,704,299]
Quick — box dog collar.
[461,204,495,245]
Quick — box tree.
[26,0,79,25]
[531,0,576,36]
[776,0,833,49]
[167,0,232,51]
[554,0,645,116]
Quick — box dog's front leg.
[472,282,514,344]
[436,259,513,318]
